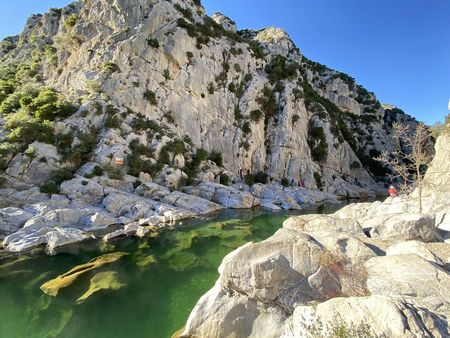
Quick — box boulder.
[135,182,170,201]
[370,213,436,242]
[283,214,365,237]
[182,281,287,338]
[289,295,448,338]
[163,191,224,214]
[60,177,105,205]
[219,228,324,306]
[3,227,93,253]
[386,240,445,266]
[192,182,260,209]
[365,255,450,315]
[0,207,33,234]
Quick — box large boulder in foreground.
[288,295,449,338]
[183,281,287,338]
[365,254,450,316]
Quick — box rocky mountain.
[181,133,450,338]
[0,0,420,196]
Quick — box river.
[0,202,347,338]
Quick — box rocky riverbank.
[0,179,339,254]
[181,134,450,338]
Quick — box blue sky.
[1,0,449,124]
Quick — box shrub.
[256,86,277,123]
[265,55,298,84]
[292,114,300,125]
[219,173,229,186]
[314,172,323,190]
[105,115,121,129]
[350,161,361,169]
[186,51,194,59]
[147,38,159,48]
[242,121,251,135]
[5,111,54,144]
[129,138,152,157]
[207,82,215,94]
[103,62,119,73]
[86,80,103,93]
[64,14,78,29]
[143,90,157,105]
[166,139,187,155]
[62,130,98,167]
[254,171,268,184]
[104,164,124,180]
[40,181,60,194]
[53,167,76,184]
[208,151,223,167]
[308,123,328,163]
[281,177,290,187]
[92,165,103,176]
[250,109,263,123]
[248,40,265,59]
[244,174,255,186]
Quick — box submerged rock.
[40,252,128,296]
[76,271,124,303]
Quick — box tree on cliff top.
[374,122,433,213]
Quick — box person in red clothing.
[388,185,398,197]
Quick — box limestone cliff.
[0,0,421,195]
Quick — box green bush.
[265,55,298,84]
[64,14,78,29]
[248,40,265,59]
[250,109,263,123]
[244,174,255,186]
[129,138,152,157]
[92,165,104,176]
[219,173,229,186]
[208,151,223,167]
[308,123,328,163]
[292,114,300,125]
[143,90,157,105]
[147,38,160,48]
[104,164,124,180]
[40,181,60,194]
[62,130,98,167]
[256,86,277,123]
[314,172,323,190]
[281,177,290,187]
[105,115,121,129]
[5,111,54,144]
[254,171,268,184]
[103,62,119,73]
[350,161,361,169]
[242,121,251,135]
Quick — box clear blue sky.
[1,0,449,124]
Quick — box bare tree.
[374,122,433,213]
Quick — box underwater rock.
[135,254,158,270]
[76,271,124,303]
[40,252,128,296]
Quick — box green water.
[0,204,344,338]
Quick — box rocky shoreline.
[180,134,450,338]
[0,178,342,255]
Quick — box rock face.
[0,0,422,199]
[182,134,450,338]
